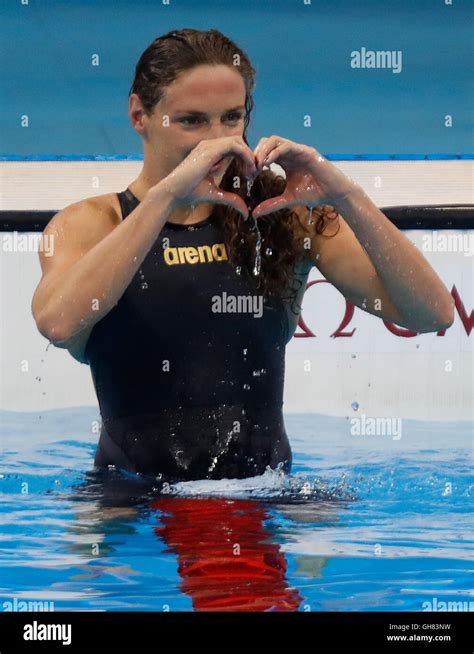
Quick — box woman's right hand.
[155,136,258,219]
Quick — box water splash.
[206,429,235,476]
[157,465,357,503]
[250,213,262,276]
[243,175,262,277]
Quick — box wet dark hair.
[129,28,338,313]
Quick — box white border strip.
[0,160,473,210]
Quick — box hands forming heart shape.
[249,136,358,219]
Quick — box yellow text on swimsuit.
[163,243,228,265]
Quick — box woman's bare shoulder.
[84,192,122,223]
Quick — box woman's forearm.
[332,186,455,330]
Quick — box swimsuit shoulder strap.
[117,189,140,221]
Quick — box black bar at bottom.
[0,611,471,652]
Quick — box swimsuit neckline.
[124,188,217,230]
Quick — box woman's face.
[131,64,248,178]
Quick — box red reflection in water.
[150,496,303,611]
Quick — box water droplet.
[252,368,267,376]
[246,175,255,197]
[141,282,148,290]
[250,213,262,276]
[351,401,359,411]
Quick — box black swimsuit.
[86,189,292,481]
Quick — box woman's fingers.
[204,137,257,178]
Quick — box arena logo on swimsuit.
[163,243,228,266]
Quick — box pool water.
[0,408,472,612]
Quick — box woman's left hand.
[251,136,359,219]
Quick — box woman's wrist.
[328,183,364,211]
[145,182,179,215]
